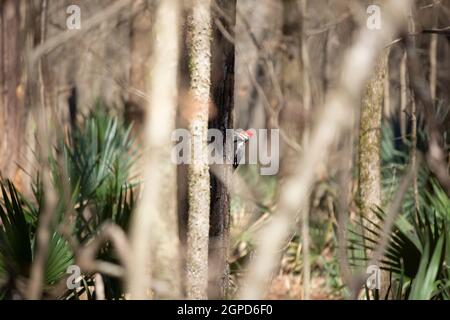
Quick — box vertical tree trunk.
[186,0,212,300]
[126,0,153,130]
[358,54,387,297]
[208,0,236,299]
[127,0,181,299]
[280,0,312,297]
[279,0,305,172]
[408,6,419,214]
[383,49,391,118]
[429,0,438,102]
[299,0,311,300]
[0,0,24,182]
[400,51,407,144]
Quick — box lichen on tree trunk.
[358,53,387,297]
[186,0,212,300]
[359,56,385,215]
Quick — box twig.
[408,7,420,214]
[305,13,351,36]
[402,28,450,196]
[27,0,58,300]
[29,0,132,64]
[213,17,302,154]
[400,51,408,144]
[60,222,131,279]
[385,26,450,48]
[61,223,129,279]
[94,273,105,300]
[422,26,450,34]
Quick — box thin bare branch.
[403,28,450,196]
[29,0,132,64]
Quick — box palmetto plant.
[349,202,449,299]
[0,180,73,299]
[60,107,138,242]
[0,106,138,299]
[348,120,450,300]
[58,107,138,299]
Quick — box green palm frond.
[348,201,449,299]
[1,105,139,299]
[408,233,446,300]
[57,107,138,240]
[0,181,32,277]
[43,232,74,286]
[60,107,138,299]
[63,109,137,204]
[348,120,448,299]
[0,180,74,297]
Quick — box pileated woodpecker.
[233,129,253,169]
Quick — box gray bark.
[358,54,387,297]
[186,0,212,300]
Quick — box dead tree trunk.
[208,0,236,299]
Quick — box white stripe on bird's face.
[237,131,249,141]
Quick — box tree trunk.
[408,6,419,217]
[126,0,153,130]
[299,0,311,300]
[0,0,24,182]
[358,54,387,298]
[429,0,438,103]
[127,0,181,299]
[186,0,212,300]
[208,0,236,299]
[400,51,407,144]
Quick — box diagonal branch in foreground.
[238,0,411,300]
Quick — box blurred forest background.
[0,0,450,300]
